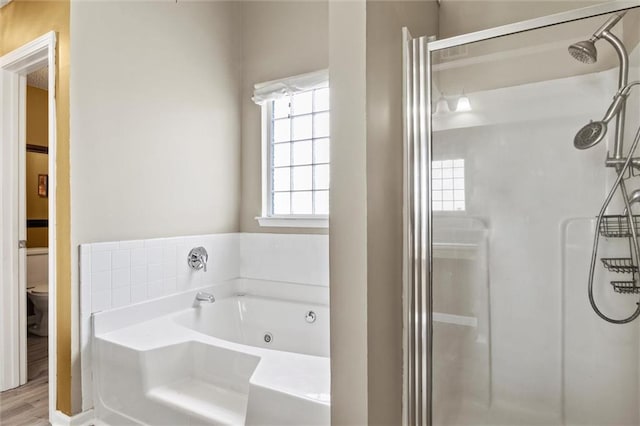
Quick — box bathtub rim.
[92,277,329,337]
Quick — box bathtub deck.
[0,335,49,426]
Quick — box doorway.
[0,32,57,424]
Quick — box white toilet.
[26,247,48,337]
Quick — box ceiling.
[27,67,48,91]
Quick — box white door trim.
[0,31,58,420]
[18,71,27,386]
[0,49,22,392]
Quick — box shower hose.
[588,124,640,324]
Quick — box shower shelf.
[599,215,640,237]
[610,280,640,294]
[600,258,638,273]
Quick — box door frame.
[0,31,57,418]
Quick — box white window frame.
[254,70,329,228]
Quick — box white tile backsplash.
[240,233,329,286]
[118,240,144,250]
[112,249,130,269]
[147,263,163,283]
[91,270,111,294]
[131,284,147,303]
[145,246,163,263]
[91,251,111,272]
[163,277,177,294]
[148,280,164,299]
[131,266,147,285]
[112,268,130,288]
[91,289,111,313]
[82,233,242,314]
[81,232,328,317]
[131,247,146,266]
[112,286,131,308]
[162,246,177,266]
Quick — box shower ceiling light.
[434,95,451,115]
[456,92,472,112]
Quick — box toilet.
[26,247,48,336]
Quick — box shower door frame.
[404,1,640,425]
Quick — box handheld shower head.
[568,40,597,64]
[573,92,626,149]
[574,121,607,149]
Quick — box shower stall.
[404,2,640,425]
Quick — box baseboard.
[50,409,95,426]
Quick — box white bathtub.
[92,279,330,426]
[173,295,329,358]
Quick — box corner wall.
[70,0,242,412]
[366,2,438,423]
[0,0,72,414]
[329,0,368,423]
[328,0,438,424]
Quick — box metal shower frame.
[403,1,640,425]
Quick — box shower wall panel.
[432,218,490,422]
[563,218,639,426]
[432,60,634,424]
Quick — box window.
[432,159,465,211]
[253,70,329,228]
[270,87,330,216]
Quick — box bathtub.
[92,279,330,425]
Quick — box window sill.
[255,216,328,229]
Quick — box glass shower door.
[408,5,640,426]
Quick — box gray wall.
[70,1,242,410]
[329,1,369,423]
[366,1,438,424]
[329,0,438,424]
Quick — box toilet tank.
[26,247,48,285]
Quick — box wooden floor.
[0,335,49,426]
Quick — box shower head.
[574,121,607,149]
[568,40,597,64]
[568,12,627,64]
